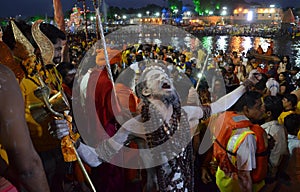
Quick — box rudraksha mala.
[142,100,194,191]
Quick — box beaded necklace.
[143,102,194,191]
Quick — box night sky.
[0,0,299,18]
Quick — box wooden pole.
[78,0,89,43]
[92,0,100,40]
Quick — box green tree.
[193,0,231,15]
[107,6,121,19]
[193,0,252,15]
[168,0,183,13]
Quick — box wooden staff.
[52,0,65,32]
[95,0,114,82]
[53,0,70,62]
[92,0,101,40]
[78,0,89,43]
[34,74,96,192]
[196,53,210,91]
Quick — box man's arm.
[237,170,253,192]
[0,65,50,192]
[51,115,144,165]
[234,133,257,192]
[95,115,145,158]
[182,85,245,124]
[210,69,261,114]
[184,70,261,121]
[210,85,246,114]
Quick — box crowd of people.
[185,23,299,39]
[0,18,300,192]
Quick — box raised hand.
[242,69,262,90]
[247,69,262,85]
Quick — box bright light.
[122,15,127,19]
[221,10,227,16]
[242,37,252,54]
[270,4,275,8]
[197,73,203,79]
[243,9,249,13]
[247,11,253,21]
[114,14,117,18]
[209,11,213,15]
[223,7,227,10]
[137,13,142,18]
[218,36,227,51]
[90,16,94,21]
[146,11,150,15]
[187,11,191,16]
[155,12,160,17]
[174,9,179,14]
[171,5,177,11]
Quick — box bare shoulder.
[0,64,17,91]
[0,64,21,106]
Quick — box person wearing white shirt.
[266,78,279,96]
[261,96,288,181]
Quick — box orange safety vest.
[212,111,268,183]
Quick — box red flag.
[53,0,65,32]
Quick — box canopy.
[282,8,295,23]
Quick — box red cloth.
[86,67,121,135]
[86,67,141,191]
[0,177,18,192]
[62,83,72,97]
[257,46,264,54]
[62,83,72,105]
[115,83,139,113]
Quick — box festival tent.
[282,8,295,24]
[281,8,296,35]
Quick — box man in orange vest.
[213,91,269,192]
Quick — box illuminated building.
[232,5,283,24]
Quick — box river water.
[105,24,300,67]
[197,35,300,67]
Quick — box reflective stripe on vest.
[227,129,255,166]
[213,111,268,183]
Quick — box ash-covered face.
[143,69,179,106]
[145,69,173,94]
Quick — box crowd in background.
[1,18,300,191]
[65,31,300,191]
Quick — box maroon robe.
[86,67,121,135]
[86,67,127,192]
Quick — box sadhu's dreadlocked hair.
[136,62,194,191]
